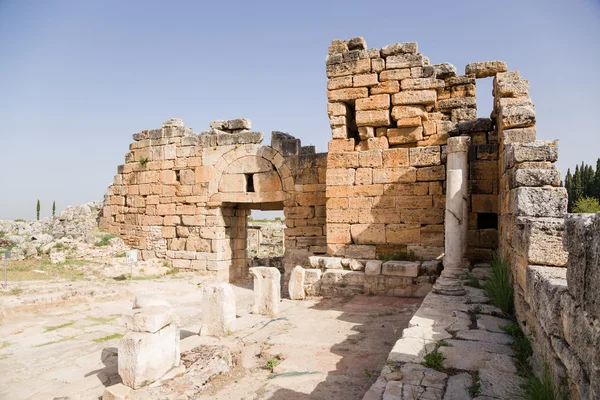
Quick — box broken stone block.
[200,283,236,337]
[383,380,403,399]
[133,295,171,309]
[118,306,181,389]
[249,267,281,316]
[349,259,365,271]
[102,383,133,400]
[432,62,456,78]
[288,266,306,300]
[512,187,567,218]
[380,42,418,57]
[321,257,343,269]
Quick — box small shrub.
[95,234,116,247]
[468,305,482,324]
[166,267,178,275]
[115,251,126,257]
[572,196,600,213]
[36,200,40,221]
[422,347,445,370]
[54,243,65,251]
[139,157,149,167]
[483,252,514,314]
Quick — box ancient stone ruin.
[99,36,599,397]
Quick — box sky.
[0,0,599,220]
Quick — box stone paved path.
[363,264,525,400]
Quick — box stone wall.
[325,38,500,262]
[515,213,600,399]
[100,119,326,282]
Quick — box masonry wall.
[325,38,500,261]
[100,119,326,282]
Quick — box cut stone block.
[200,283,236,337]
[102,383,133,400]
[365,260,383,275]
[249,267,281,316]
[381,261,419,277]
[118,315,180,389]
[288,266,306,300]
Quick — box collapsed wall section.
[325,37,500,261]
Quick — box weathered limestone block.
[436,97,476,111]
[498,98,536,129]
[119,307,180,389]
[289,266,306,300]
[392,90,436,105]
[564,213,600,319]
[512,187,567,218]
[504,140,558,169]
[409,146,441,167]
[465,61,508,78]
[200,283,236,337]
[513,217,568,267]
[458,118,492,134]
[512,167,561,187]
[216,131,263,146]
[382,261,419,277]
[380,42,418,57]
[249,267,281,316]
[386,54,424,69]
[525,266,567,337]
[365,260,383,275]
[356,110,391,127]
[356,94,390,111]
[400,78,445,90]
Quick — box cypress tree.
[594,158,600,200]
[565,168,573,212]
[52,201,56,218]
[573,164,583,205]
[36,200,40,221]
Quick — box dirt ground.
[0,271,421,400]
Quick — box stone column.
[200,282,236,337]
[434,136,470,296]
[288,265,306,300]
[249,266,281,315]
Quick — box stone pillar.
[249,266,281,315]
[434,136,470,296]
[200,282,236,337]
[288,265,306,300]
[118,305,181,389]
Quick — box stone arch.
[208,144,294,204]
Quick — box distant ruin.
[100,37,598,396]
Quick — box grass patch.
[85,315,119,325]
[44,321,75,332]
[0,341,12,350]
[115,251,126,257]
[523,365,568,400]
[500,322,532,376]
[113,273,163,281]
[377,250,419,262]
[483,252,514,314]
[2,258,95,281]
[94,234,116,247]
[0,288,23,296]
[92,333,123,343]
[468,305,482,326]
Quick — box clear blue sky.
[1,0,599,220]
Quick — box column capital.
[447,136,471,153]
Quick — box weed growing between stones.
[483,252,514,314]
[0,288,22,296]
[139,156,149,167]
[468,305,482,327]
[265,354,283,372]
[94,234,116,247]
[467,371,481,396]
[44,321,75,332]
[500,322,532,376]
[422,344,445,371]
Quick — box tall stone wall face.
[514,214,600,399]
[325,38,499,261]
[100,119,326,282]
[493,70,568,291]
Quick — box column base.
[432,276,465,296]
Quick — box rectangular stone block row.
[326,223,443,246]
